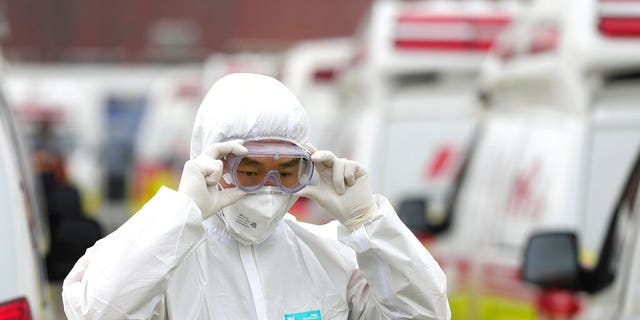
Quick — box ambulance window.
[597,152,640,295]
[393,73,439,88]
[617,154,640,313]
[392,72,478,90]
[584,72,640,255]
[389,71,479,119]
[611,155,639,269]
[597,72,640,111]
[390,72,441,102]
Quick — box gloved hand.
[178,140,248,219]
[295,144,377,230]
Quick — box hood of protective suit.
[190,73,310,245]
[190,73,310,159]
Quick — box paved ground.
[48,282,67,319]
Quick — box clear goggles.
[222,140,314,193]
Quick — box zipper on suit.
[239,245,268,320]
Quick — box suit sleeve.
[62,187,205,320]
[340,195,451,320]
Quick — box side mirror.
[521,232,582,290]
[397,196,451,236]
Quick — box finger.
[311,150,337,168]
[333,158,346,194]
[204,167,223,187]
[217,187,247,206]
[190,156,219,176]
[207,187,247,216]
[294,185,321,201]
[344,160,357,186]
[354,162,368,180]
[192,157,223,186]
[204,140,247,159]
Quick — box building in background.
[0,0,372,63]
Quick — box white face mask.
[220,187,297,246]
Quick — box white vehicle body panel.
[433,0,640,318]
[336,0,518,211]
[280,38,354,150]
[0,86,52,318]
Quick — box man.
[62,73,450,319]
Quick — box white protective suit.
[62,73,451,320]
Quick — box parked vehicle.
[280,37,354,151]
[417,0,640,318]
[522,150,640,320]
[0,72,52,319]
[336,0,518,237]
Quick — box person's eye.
[238,170,259,177]
[279,172,294,178]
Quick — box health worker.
[61,73,451,320]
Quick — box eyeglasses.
[223,140,314,193]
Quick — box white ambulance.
[423,0,640,318]
[0,76,53,318]
[279,37,354,151]
[522,151,640,319]
[335,0,519,237]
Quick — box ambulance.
[279,37,354,152]
[522,151,640,319]
[0,69,53,318]
[335,0,519,236]
[423,0,640,318]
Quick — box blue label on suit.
[284,310,321,320]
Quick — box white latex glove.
[178,140,248,219]
[295,144,377,230]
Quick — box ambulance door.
[469,110,582,320]
[437,111,530,319]
[520,152,640,320]
[377,72,479,211]
[582,74,640,263]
